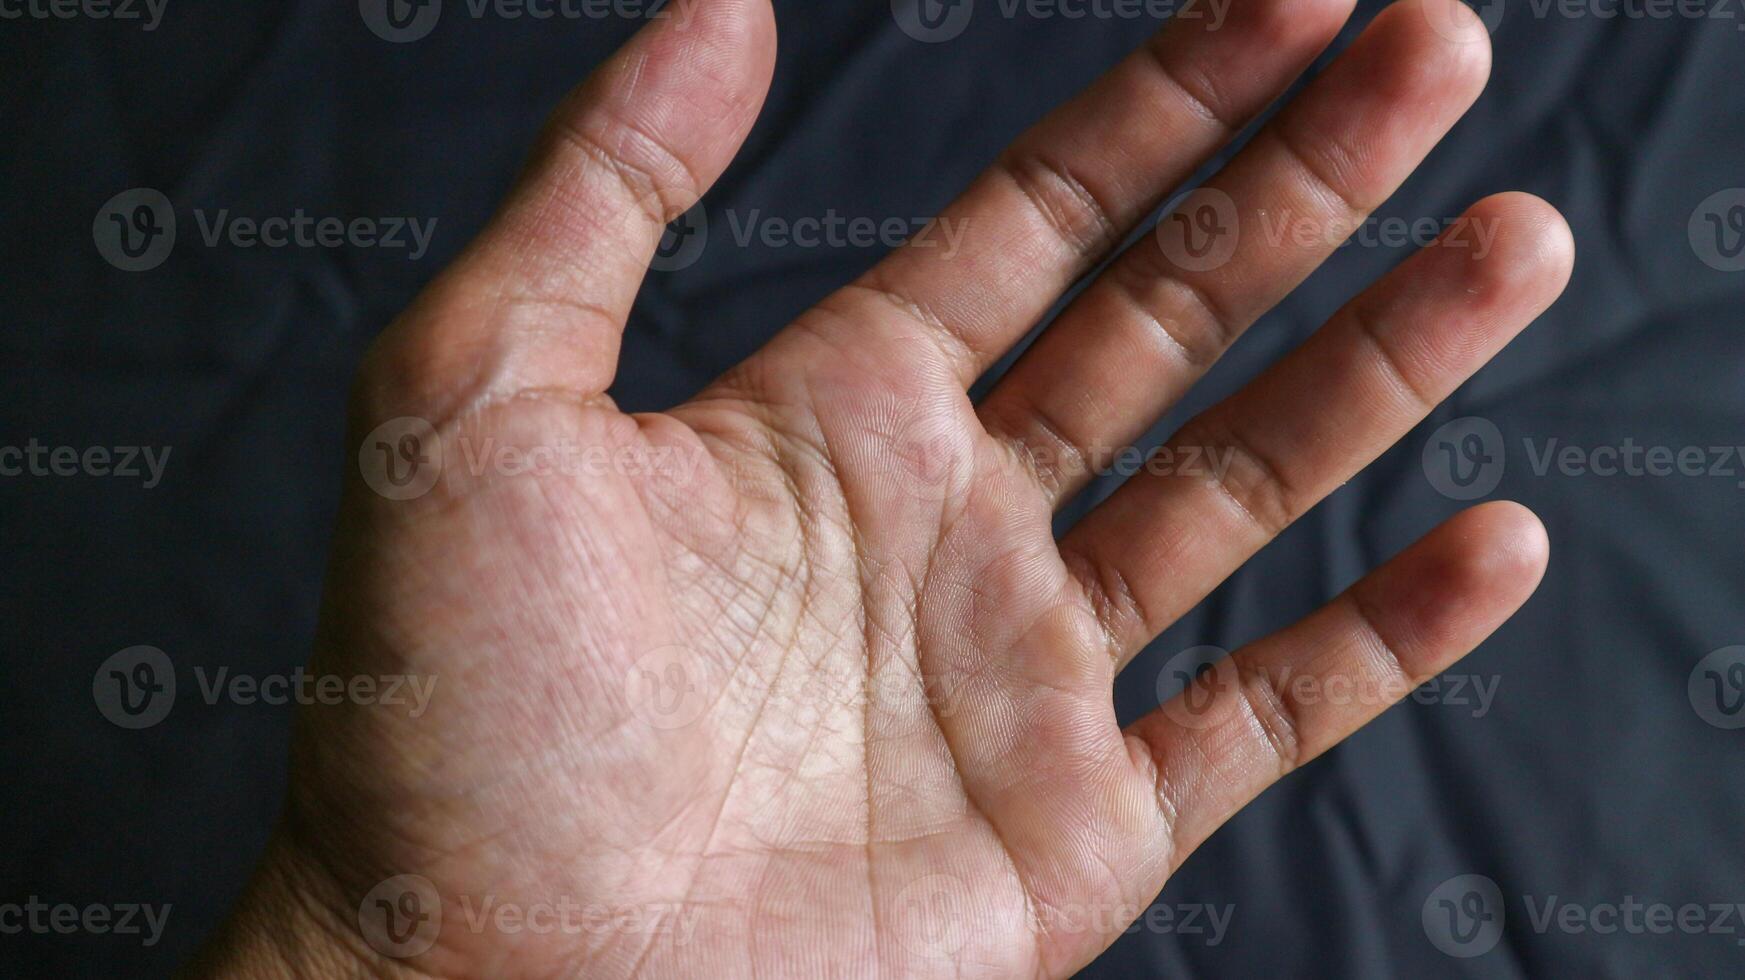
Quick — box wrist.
[184,830,416,980]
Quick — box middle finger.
[979,0,1494,505]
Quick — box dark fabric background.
[3,0,1742,976]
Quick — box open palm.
[201,0,1572,976]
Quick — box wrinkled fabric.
[1,1,1741,976]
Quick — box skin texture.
[192,0,1574,977]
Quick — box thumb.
[373,0,777,408]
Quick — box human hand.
[196,0,1571,976]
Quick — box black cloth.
[3,1,1741,975]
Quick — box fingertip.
[1297,0,1492,171]
[713,0,780,90]
[1454,192,1576,316]
[1405,0,1497,57]
[1455,500,1551,600]
[1369,0,1493,105]
[1510,192,1578,295]
[627,0,778,115]
[1354,501,1548,665]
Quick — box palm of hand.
[311,328,1151,977]
[220,1,1574,977]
